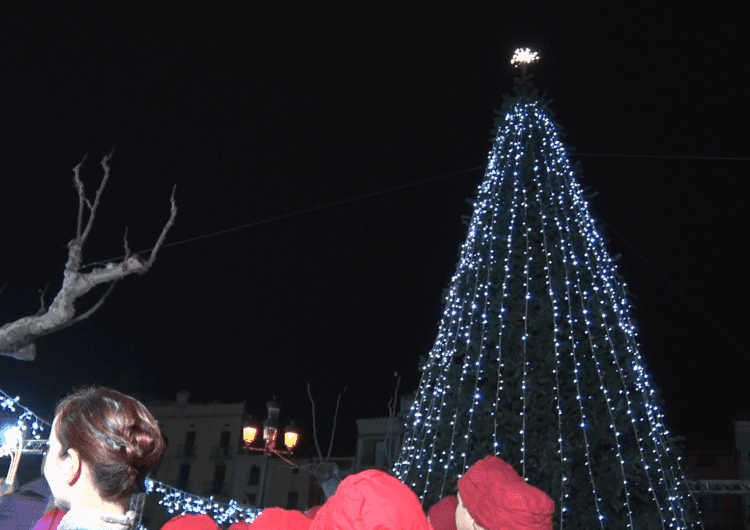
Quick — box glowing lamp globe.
[242,419,258,445]
[284,421,299,450]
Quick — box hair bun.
[54,386,166,500]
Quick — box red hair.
[54,386,165,500]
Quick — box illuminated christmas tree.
[393,50,701,529]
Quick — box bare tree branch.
[143,185,177,269]
[306,382,326,463]
[382,372,401,467]
[48,280,119,334]
[326,386,347,460]
[0,152,177,361]
[73,154,89,239]
[34,284,51,317]
[306,382,347,500]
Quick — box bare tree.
[306,382,347,500]
[381,371,401,468]
[0,151,177,361]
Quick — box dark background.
[1,2,746,475]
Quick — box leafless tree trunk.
[306,382,347,500]
[0,152,177,361]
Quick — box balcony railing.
[174,444,198,458]
[209,445,233,459]
[203,481,231,497]
[176,480,193,492]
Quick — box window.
[361,439,376,466]
[184,431,196,457]
[291,468,299,475]
[243,493,257,506]
[248,465,261,485]
[219,431,230,449]
[286,491,299,510]
[697,455,718,467]
[178,465,191,491]
[375,441,387,468]
[212,465,226,494]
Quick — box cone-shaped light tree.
[394,50,701,529]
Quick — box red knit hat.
[161,514,220,530]
[456,456,554,530]
[427,495,458,530]
[303,506,323,520]
[248,507,311,529]
[309,469,431,530]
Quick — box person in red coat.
[308,469,432,530]
[246,507,311,529]
[161,514,219,530]
[31,508,67,530]
[427,496,458,530]
[455,456,554,530]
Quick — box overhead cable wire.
[82,166,484,269]
[83,151,746,267]
[79,152,743,348]
[573,153,750,161]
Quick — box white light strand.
[145,479,262,526]
[0,389,50,456]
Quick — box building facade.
[684,420,750,530]
[142,391,247,529]
[140,392,355,528]
[354,393,413,473]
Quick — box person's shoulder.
[32,509,67,530]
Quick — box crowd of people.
[31,386,554,530]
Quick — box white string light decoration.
[0,390,49,456]
[393,81,702,528]
[145,479,262,526]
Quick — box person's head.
[428,495,458,530]
[309,469,431,530]
[456,456,554,530]
[44,386,165,510]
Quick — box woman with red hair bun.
[42,386,166,530]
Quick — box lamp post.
[242,396,299,508]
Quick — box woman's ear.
[66,448,82,486]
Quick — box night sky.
[1,3,746,465]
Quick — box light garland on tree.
[393,84,702,528]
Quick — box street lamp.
[242,397,299,465]
[242,396,300,508]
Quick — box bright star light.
[511,48,540,66]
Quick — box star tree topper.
[511,47,540,85]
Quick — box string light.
[145,479,262,525]
[393,89,701,528]
[0,389,49,456]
